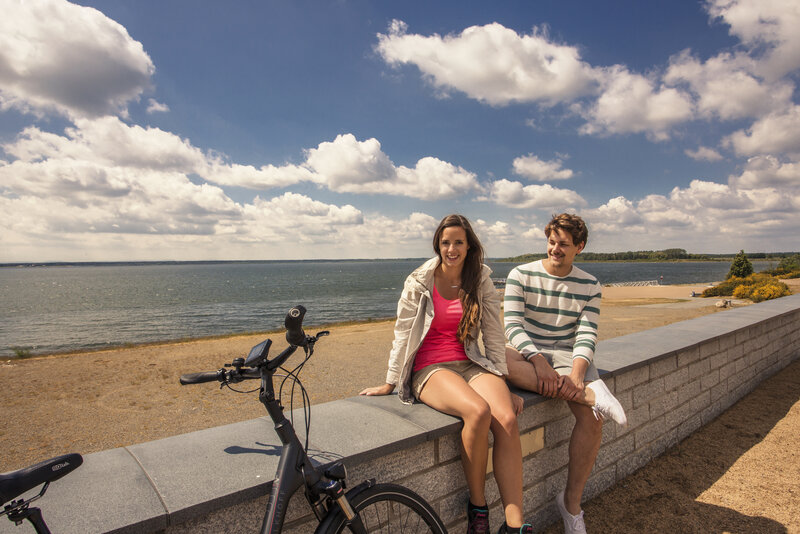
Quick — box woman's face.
[438,225,470,271]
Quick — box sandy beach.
[2,281,798,532]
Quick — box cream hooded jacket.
[385,257,508,404]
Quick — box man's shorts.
[411,359,491,400]
[508,345,600,383]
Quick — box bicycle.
[180,305,447,534]
[1,453,83,534]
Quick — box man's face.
[545,227,584,274]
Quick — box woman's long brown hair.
[432,214,485,344]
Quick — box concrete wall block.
[583,466,617,503]
[438,433,461,464]
[699,339,720,359]
[676,414,702,441]
[617,403,649,435]
[615,366,649,392]
[633,377,665,408]
[676,346,700,368]
[734,355,749,374]
[545,416,576,447]
[665,398,695,430]
[345,441,436,485]
[649,390,679,419]
[677,379,701,405]
[727,369,746,391]
[595,433,635,470]
[688,358,711,381]
[402,460,465,504]
[719,361,736,381]
[435,488,469,527]
[663,366,689,393]
[649,355,677,378]
[700,400,725,426]
[717,332,736,352]
[616,445,652,480]
[648,427,678,459]
[516,400,570,432]
[709,380,727,403]
[700,369,720,391]
[522,442,569,486]
[708,350,728,371]
[690,390,711,413]
[633,415,666,449]
[728,341,745,360]
[521,480,548,521]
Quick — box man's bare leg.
[563,401,603,515]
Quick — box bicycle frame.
[258,364,325,534]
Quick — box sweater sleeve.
[503,267,539,358]
[572,281,601,364]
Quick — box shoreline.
[5,283,720,361]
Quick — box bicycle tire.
[315,482,446,534]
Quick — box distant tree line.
[498,249,799,263]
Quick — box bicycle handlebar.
[284,305,307,347]
[179,370,223,385]
[179,305,317,386]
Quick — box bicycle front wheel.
[315,483,446,534]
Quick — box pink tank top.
[412,284,468,372]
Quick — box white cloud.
[376,20,598,106]
[724,105,800,157]
[146,98,169,113]
[665,50,793,120]
[578,66,694,141]
[706,0,800,80]
[484,178,586,209]
[0,0,154,119]
[730,155,800,189]
[512,154,574,181]
[685,146,724,162]
[304,134,479,199]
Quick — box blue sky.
[1,0,798,261]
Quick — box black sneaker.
[467,504,490,534]
[498,524,533,534]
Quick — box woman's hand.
[359,383,395,396]
[511,392,524,415]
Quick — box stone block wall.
[4,294,797,534]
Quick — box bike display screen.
[245,339,271,366]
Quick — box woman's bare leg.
[419,370,492,506]
[470,373,524,528]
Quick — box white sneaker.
[556,490,587,534]
[587,379,627,427]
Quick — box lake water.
[0,259,774,357]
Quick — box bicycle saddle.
[0,453,82,505]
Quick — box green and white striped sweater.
[503,260,601,364]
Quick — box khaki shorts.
[411,359,491,400]
[508,345,600,383]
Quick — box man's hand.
[531,354,561,397]
[557,373,585,401]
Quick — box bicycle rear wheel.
[315,483,446,534]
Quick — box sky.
[1,0,799,262]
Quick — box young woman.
[360,214,531,534]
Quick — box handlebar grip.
[180,370,223,385]
[284,305,307,347]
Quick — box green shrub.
[727,250,753,279]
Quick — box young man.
[504,213,626,534]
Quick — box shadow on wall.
[543,359,800,534]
